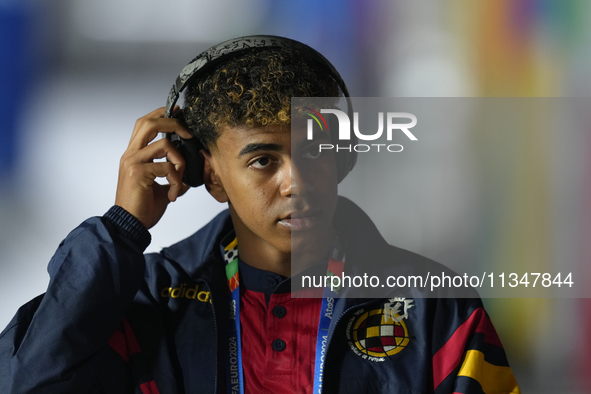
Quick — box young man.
[0,36,520,393]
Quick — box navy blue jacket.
[0,198,520,393]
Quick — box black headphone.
[164,34,357,187]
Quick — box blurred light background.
[1,0,590,392]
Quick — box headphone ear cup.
[166,112,206,187]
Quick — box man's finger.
[140,161,184,193]
[128,118,192,151]
[129,138,186,171]
[128,108,192,150]
[145,162,186,202]
[129,107,166,144]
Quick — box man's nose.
[280,160,314,197]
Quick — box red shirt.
[238,260,323,394]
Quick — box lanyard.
[223,237,244,394]
[222,236,345,394]
[313,246,345,394]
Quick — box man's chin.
[290,229,333,270]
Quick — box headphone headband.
[165,35,350,118]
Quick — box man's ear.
[201,150,229,203]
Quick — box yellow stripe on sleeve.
[458,350,520,394]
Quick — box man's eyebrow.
[238,143,282,156]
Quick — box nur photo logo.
[304,107,418,153]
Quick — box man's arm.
[0,108,192,393]
[0,209,149,393]
[432,298,520,394]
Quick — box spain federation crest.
[346,298,414,362]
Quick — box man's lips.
[278,209,322,230]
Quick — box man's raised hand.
[115,107,193,229]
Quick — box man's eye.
[302,146,322,159]
[249,157,272,169]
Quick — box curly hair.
[182,47,341,150]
